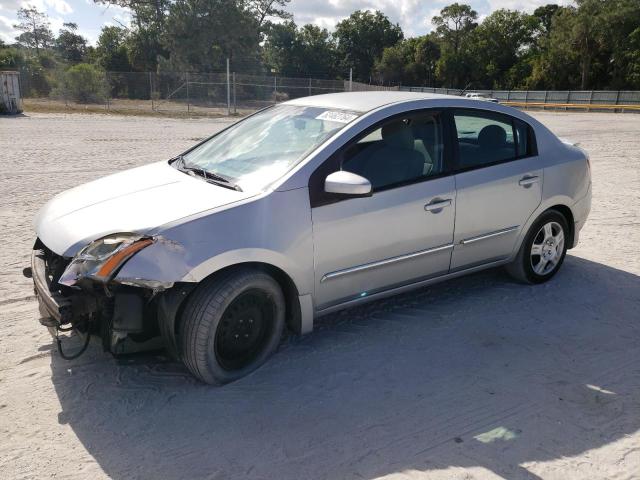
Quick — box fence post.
[349,68,353,92]
[587,90,593,112]
[274,76,277,102]
[232,71,236,115]
[308,77,312,96]
[149,71,153,111]
[226,58,231,116]
[524,90,529,105]
[186,71,190,114]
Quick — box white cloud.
[0,0,72,18]
[48,13,64,32]
[288,0,576,36]
[0,14,18,42]
[45,0,72,15]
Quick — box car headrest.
[478,124,507,148]
[382,121,414,150]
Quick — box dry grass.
[22,97,259,118]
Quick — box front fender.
[183,248,311,294]
[114,188,314,296]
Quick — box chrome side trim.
[316,258,509,316]
[320,243,454,283]
[460,225,520,245]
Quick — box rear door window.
[453,111,516,169]
[452,110,537,171]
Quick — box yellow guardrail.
[503,101,640,111]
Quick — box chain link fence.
[18,67,640,115]
[401,86,640,111]
[19,69,346,116]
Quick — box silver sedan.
[31,92,592,384]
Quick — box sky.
[0,0,571,46]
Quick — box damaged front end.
[29,235,192,360]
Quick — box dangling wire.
[56,322,91,360]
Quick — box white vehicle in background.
[465,92,500,103]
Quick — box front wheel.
[506,210,569,284]
[179,268,285,385]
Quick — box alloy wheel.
[530,221,565,276]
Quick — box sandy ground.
[0,111,639,480]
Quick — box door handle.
[424,198,452,212]
[519,175,539,187]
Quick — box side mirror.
[324,171,372,197]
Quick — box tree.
[263,21,336,76]
[592,0,640,89]
[95,0,172,71]
[245,0,292,30]
[55,23,88,63]
[572,0,604,89]
[527,7,581,89]
[414,35,441,87]
[163,0,260,72]
[526,0,640,90]
[431,3,478,87]
[262,21,298,74]
[532,4,561,36]
[626,27,640,88]
[95,26,132,71]
[95,0,171,29]
[333,10,403,82]
[431,3,477,55]
[13,7,54,54]
[473,10,538,88]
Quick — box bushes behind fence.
[52,63,108,104]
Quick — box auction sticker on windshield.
[315,110,359,124]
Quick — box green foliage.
[263,21,336,76]
[13,7,54,54]
[95,26,132,71]
[0,49,54,96]
[163,0,260,72]
[55,23,88,64]
[432,3,478,55]
[3,0,639,94]
[472,9,539,89]
[54,63,108,103]
[527,0,640,89]
[0,47,24,69]
[334,10,403,81]
[431,3,478,88]
[374,36,440,86]
[532,4,562,35]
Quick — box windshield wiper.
[175,156,243,192]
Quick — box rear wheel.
[506,210,569,284]
[179,268,285,385]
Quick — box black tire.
[506,209,569,284]
[179,268,285,385]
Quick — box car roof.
[283,91,460,113]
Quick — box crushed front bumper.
[30,239,188,358]
[31,247,73,331]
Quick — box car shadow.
[49,255,640,479]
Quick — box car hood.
[35,161,256,256]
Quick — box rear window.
[453,110,535,170]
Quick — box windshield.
[181,105,360,191]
